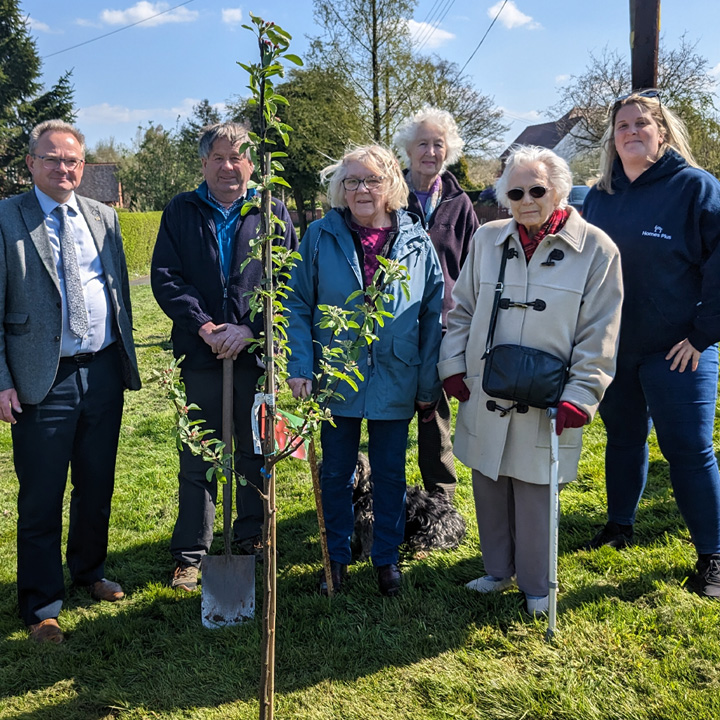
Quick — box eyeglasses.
[32,154,84,171]
[341,176,384,191]
[612,89,661,113]
[506,185,547,202]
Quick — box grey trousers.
[417,388,457,498]
[472,469,565,597]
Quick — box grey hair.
[198,122,251,159]
[495,145,572,210]
[393,106,464,168]
[596,92,699,193]
[321,145,409,211]
[29,120,86,156]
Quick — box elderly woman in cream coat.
[438,145,623,614]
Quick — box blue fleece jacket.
[285,208,444,420]
[583,149,720,355]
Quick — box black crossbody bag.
[481,238,568,410]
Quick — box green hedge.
[117,210,162,277]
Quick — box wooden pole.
[309,439,334,596]
[630,0,661,90]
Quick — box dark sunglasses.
[506,185,547,202]
[612,88,661,112]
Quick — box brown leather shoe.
[89,579,125,602]
[28,618,64,644]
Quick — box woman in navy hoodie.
[583,89,720,599]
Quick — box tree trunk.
[293,185,308,238]
[371,0,381,141]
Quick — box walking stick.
[308,438,334,596]
[546,407,560,641]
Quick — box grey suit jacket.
[0,190,141,404]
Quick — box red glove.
[555,401,588,435]
[443,373,470,402]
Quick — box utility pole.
[630,0,661,90]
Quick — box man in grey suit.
[0,120,141,644]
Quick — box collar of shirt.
[34,186,81,218]
[206,188,246,219]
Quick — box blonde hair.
[321,145,409,211]
[495,145,572,210]
[393,106,464,169]
[596,91,699,193]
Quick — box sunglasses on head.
[612,88,661,112]
[506,185,547,202]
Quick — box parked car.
[568,185,590,214]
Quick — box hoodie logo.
[642,225,672,240]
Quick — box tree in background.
[85,137,127,163]
[117,101,219,211]
[308,0,506,156]
[0,0,75,197]
[552,36,720,177]
[309,0,414,143]
[229,67,365,235]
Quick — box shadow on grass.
[0,510,514,720]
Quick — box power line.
[42,0,198,59]
[456,0,508,76]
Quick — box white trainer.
[465,575,515,593]
[525,595,549,615]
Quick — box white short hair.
[393,106,464,169]
[495,145,572,210]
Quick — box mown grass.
[1,284,719,719]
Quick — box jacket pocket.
[392,336,421,367]
[4,312,29,335]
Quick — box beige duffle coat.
[438,209,623,485]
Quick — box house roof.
[77,163,121,204]
[500,110,582,160]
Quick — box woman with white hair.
[285,145,444,597]
[438,145,623,614]
[394,107,479,501]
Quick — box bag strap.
[483,237,513,357]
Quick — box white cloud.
[24,15,57,33]
[78,98,228,127]
[555,74,570,85]
[489,1,542,31]
[710,62,720,77]
[75,18,103,28]
[98,2,198,28]
[407,19,455,49]
[222,8,243,26]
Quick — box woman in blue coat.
[583,90,720,599]
[286,145,444,597]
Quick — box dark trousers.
[170,352,264,567]
[600,345,720,554]
[417,388,457,497]
[320,416,410,566]
[13,346,124,626]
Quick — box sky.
[20,0,720,155]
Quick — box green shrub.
[118,211,162,276]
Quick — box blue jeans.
[320,416,410,566]
[599,345,720,554]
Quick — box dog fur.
[350,453,466,561]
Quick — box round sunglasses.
[506,185,547,202]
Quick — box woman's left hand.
[666,338,701,372]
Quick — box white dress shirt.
[35,187,116,357]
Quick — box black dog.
[350,453,466,561]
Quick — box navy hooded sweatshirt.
[583,149,720,356]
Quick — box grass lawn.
[1,284,719,719]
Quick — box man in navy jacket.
[151,122,297,591]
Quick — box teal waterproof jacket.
[286,208,444,420]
